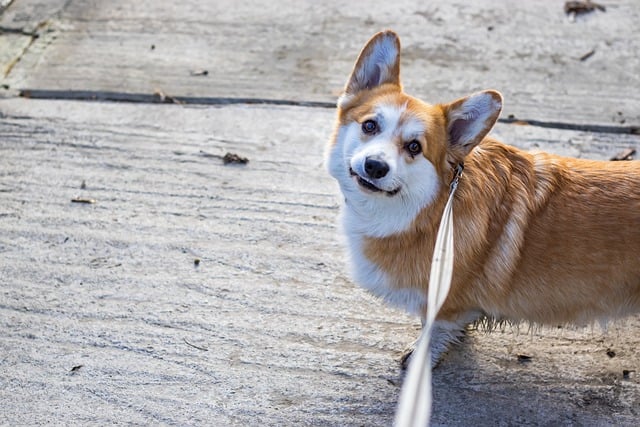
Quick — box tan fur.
[364,135,640,325]
[330,31,640,334]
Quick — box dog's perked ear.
[339,31,401,108]
[442,90,503,163]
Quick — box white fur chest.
[341,208,427,317]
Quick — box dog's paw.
[400,341,417,370]
[399,339,447,370]
[400,320,467,369]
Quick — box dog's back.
[447,138,640,325]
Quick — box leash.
[394,163,464,427]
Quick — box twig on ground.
[183,338,208,351]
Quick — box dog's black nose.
[364,156,389,179]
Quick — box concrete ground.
[0,1,638,425]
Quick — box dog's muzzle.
[349,165,400,196]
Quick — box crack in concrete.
[17,88,640,135]
[0,0,15,15]
[1,20,50,79]
[2,42,33,79]
[0,26,39,36]
[498,116,640,135]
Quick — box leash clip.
[449,163,464,194]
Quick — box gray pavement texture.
[1,1,639,426]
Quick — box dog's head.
[326,30,503,237]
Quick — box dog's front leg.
[400,315,474,369]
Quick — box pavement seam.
[15,88,640,135]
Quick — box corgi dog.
[326,30,640,365]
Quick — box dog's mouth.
[349,168,400,196]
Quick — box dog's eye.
[405,140,422,156]
[361,120,378,135]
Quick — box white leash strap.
[394,164,463,427]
